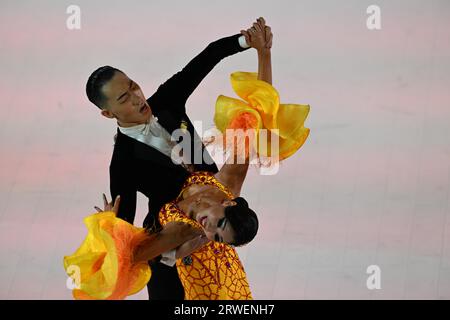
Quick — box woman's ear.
[222,199,237,207]
[101,109,115,119]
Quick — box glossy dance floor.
[1,0,450,299]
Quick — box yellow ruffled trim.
[63,212,151,300]
[214,72,310,161]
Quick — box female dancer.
[64,18,310,300]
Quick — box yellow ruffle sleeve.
[214,72,310,161]
[63,212,152,300]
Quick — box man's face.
[100,71,152,126]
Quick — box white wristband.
[160,249,177,267]
[238,35,250,49]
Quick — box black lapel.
[148,105,218,173]
[153,108,182,135]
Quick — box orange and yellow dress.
[63,71,310,300]
[159,171,253,300]
[63,212,152,300]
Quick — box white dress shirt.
[118,114,181,159]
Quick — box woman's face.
[195,199,236,243]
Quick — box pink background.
[1,0,450,299]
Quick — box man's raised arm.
[149,29,253,107]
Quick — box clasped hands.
[241,17,273,52]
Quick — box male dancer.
[85,18,270,299]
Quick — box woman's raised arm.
[215,18,273,197]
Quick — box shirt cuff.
[160,249,177,267]
[238,35,250,49]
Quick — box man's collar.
[117,115,160,134]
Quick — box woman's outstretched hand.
[241,17,273,51]
[94,193,120,215]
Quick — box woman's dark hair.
[86,65,123,109]
[224,197,258,246]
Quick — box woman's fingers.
[100,193,120,212]
[257,17,266,30]
[240,30,250,44]
[248,28,256,41]
[245,34,250,44]
[259,17,266,26]
[112,196,121,214]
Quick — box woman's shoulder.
[181,171,234,199]
[158,201,200,229]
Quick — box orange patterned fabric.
[177,171,234,201]
[159,171,253,300]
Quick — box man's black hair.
[86,66,123,109]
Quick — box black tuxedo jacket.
[109,34,249,299]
